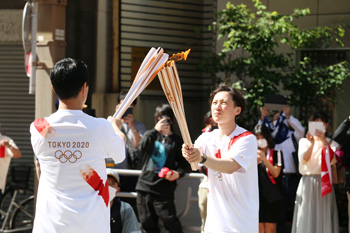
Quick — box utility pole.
[35,0,67,118]
[32,0,67,196]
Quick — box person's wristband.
[200,153,207,164]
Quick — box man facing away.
[30,58,126,233]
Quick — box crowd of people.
[256,108,342,233]
[1,57,349,233]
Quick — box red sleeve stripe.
[33,118,50,136]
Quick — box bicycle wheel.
[9,196,34,232]
[0,189,13,226]
[0,189,12,210]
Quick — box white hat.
[106,168,120,184]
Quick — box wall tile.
[319,0,350,14]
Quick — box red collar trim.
[228,131,253,150]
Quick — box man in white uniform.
[30,58,126,233]
[182,83,259,233]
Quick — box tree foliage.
[285,58,350,122]
[199,0,350,129]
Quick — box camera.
[122,107,133,118]
[264,94,287,111]
[162,115,170,124]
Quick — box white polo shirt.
[195,125,259,233]
[30,110,125,233]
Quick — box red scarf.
[321,144,334,197]
[266,149,276,184]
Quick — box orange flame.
[169,49,191,61]
[166,49,191,67]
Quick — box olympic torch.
[158,49,198,171]
[113,47,169,118]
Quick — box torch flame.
[168,49,191,63]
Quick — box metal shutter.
[119,0,216,97]
[0,44,35,187]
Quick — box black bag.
[258,164,282,203]
[122,127,144,170]
[291,133,302,179]
[126,145,144,170]
[110,198,122,233]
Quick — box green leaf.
[198,0,349,130]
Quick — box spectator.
[107,168,142,233]
[136,104,191,233]
[117,91,146,153]
[254,124,284,233]
[258,105,305,233]
[201,111,217,133]
[332,115,350,233]
[113,91,147,217]
[0,128,22,200]
[182,83,259,233]
[291,112,338,233]
[30,58,125,233]
[108,91,146,169]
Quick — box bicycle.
[0,165,34,233]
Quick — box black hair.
[154,104,175,131]
[253,124,275,149]
[118,90,137,106]
[50,58,89,100]
[107,174,119,185]
[208,83,246,118]
[309,111,329,123]
[203,111,212,125]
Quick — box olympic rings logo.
[55,150,82,163]
[214,171,223,181]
